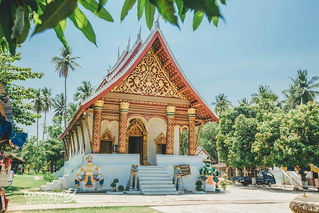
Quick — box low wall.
[156,154,204,191]
[65,154,139,190]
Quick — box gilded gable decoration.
[127,119,147,136]
[154,132,166,145]
[100,129,115,141]
[112,49,185,99]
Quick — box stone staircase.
[138,166,178,195]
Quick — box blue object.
[0,116,15,139]
[11,132,28,148]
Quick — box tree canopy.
[0,0,226,55]
[0,51,43,129]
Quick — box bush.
[220,180,228,192]
[195,180,203,191]
[53,188,64,192]
[44,173,55,182]
[118,185,124,192]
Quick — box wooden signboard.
[174,164,191,176]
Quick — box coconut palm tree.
[52,93,65,125]
[283,70,319,109]
[42,87,53,140]
[51,46,80,129]
[211,93,232,116]
[74,81,95,103]
[252,85,278,104]
[238,98,251,105]
[31,89,44,142]
[67,103,78,123]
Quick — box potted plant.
[193,180,205,194]
[107,179,123,195]
[220,180,228,193]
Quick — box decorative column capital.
[94,100,104,110]
[188,108,196,119]
[166,106,176,117]
[120,102,130,113]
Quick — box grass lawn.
[21,206,159,213]
[5,174,47,194]
[4,174,74,205]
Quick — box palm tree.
[67,103,78,123]
[74,81,95,103]
[238,98,251,105]
[53,93,65,125]
[252,85,278,104]
[42,87,53,140]
[51,46,80,129]
[283,70,319,109]
[31,89,44,142]
[211,93,232,116]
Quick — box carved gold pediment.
[154,132,166,145]
[112,49,186,99]
[101,129,115,142]
[127,118,147,136]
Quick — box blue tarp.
[0,115,27,148]
[0,116,15,139]
[11,132,27,148]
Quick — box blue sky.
[15,1,319,137]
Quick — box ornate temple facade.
[59,25,218,166]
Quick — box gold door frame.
[126,118,149,165]
[154,132,166,154]
[100,129,115,153]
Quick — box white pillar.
[173,126,180,155]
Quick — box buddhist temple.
[50,24,219,194]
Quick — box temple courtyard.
[8,185,313,213]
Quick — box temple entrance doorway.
[126,118,148,165]
[129,136,143,164]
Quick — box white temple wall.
[156,154,204,191]
[173,126,180,155]
[147,118,166,165]
[55,154,139,190]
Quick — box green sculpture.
[199,157,220,192]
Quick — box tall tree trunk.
[42,111,47,141]
[64,76,67,129]
[36,117,39,144]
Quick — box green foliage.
[211,93,232,116]
[198,122,219,160]
[53,188,64,192]
[79,0,114,22]
[118,185,124,192]
[193,11,204,31]
[179,130,188,155]
[144,0,156,30]
[0,52,43,128]
[220,179,228,191]
[44,173,56,182]
[33,0,77,35]
[273,102,319,168]
[217,104,259,169]
[52,45,80,128]
[67,102,78,122]
[1,0,225,55]
[69,7,97,46]
[283,70,319,110]
[74,80,95,104]
[121,0,137,22]
[110,178,119,191]
[195,180,203,191]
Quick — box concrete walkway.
[8,186,310,212]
